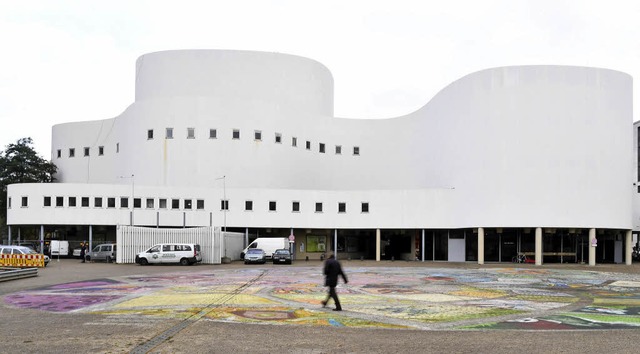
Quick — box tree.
[0,137,57,232]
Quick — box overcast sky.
[1,0,639,157]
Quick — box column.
[334,229,338,259]
[535,227,542,266]
[421,229,425,262]
[376,229,381,262]
[7,225,11,245]
[588,228,596,266]
[40,225,44,254]
[626,230,633,266]
[245,228,249,247]
[89,225,93,256]
[478,227,485,265]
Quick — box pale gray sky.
[1,0,639,157]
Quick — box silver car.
[0,245,50,266]
[87,244,117,263]
[244,248,266,264]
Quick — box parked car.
[86,243,117,263]
[135,243,202,266]
[0,245,50,266]
[272,248,292,264]
[244,248,266,264]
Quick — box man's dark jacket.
[324,257,348,287]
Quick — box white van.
[135,243,202,266]
[49,240,69,257]
[241,238,289,260]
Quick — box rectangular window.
[56,196,64,207]
[107,197,116,208]
[94,197,103,208]
[44,196,51,207]
[187,128,195,139]
[21,196,28,207]
[245,200,253,211]
[306,141,311,150]
[148,129,154,139]
[292,201,300,212]
[335,145,342,155]
[292,137,297,147]
[315,202,323,213]
[209,129,217,139]
[338,202,346,213]
[116,143,119,153]
[57,149,61,158]
[81,197,89,207]
[84,147,90,157]
[221,200,229,210]
[353,146,360,155]
[361,202,369,213]
[275,133,282,143]
[254,130,262,141]
[98,146,104,155]
[121,197,129,208]
[269,201,277,211]
[159,199,167,209]
[166,128,174,139]
[233,129,240,139]
[69,148,75,158]
[134,198,141,208]
[172,199,180,209]
[68,197,77,207]
[196,199,205,210]
[319,143,325,153]
[184,199,192,209]
[146,198,154,209]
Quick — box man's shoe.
[333,308,342,311]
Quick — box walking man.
[80,242,86,263]
[321,254,348,311]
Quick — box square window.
[269,201,277,211]
[159,199,167,209]
[197,200,205,210]
[69,148,75,158]
[84,147,90,156]
[94,197,103,208]
[275,133,282,143]
[98,146,104,155]
[81,197,89,207]
[338,202,346,213]
[361,202,369,213]
[315,202,323,213]
[254,130,262,141]
[233,129,240,139]
[107,197,116,208]
[292,137,297,147]
[21,196,28,207]
[335,145,342,155]
[292,201,300,212]
[209,129,217,139]
[146,198,155,209]
[57,149,61,158]
[306,141,311,150]
[245,200,253,211]
[121,197,129,208]
[172,199,180,209]
[353,146,360,155]
[187,128,195,139]
[221,200,229,210]
[166,128,174,139]
[134,198,141,208]
[184,199,192,209]
[44,196,51,207]
[148,129,154,139]
[319,143,325,153]
[69,197,77,207]
[56,196,64,207]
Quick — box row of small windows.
[152,128,361,156]
[9,197,370,213]
[57,145,109,158]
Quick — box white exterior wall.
[7,50,634,232]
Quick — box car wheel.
[106,256,112,263]
[180,258,189,266]
[139,258,148,266]
[244,261,248,264]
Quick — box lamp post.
[118,174,135,226]
[215,175,226,232]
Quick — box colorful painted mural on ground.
[4,267,640,330]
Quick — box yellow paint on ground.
[114,293,276,308]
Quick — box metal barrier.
[0,254,45,267]
[0,267,38,282]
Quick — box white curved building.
[6,50,635,265]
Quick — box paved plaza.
[2,260,640,353]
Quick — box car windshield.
[275,250,289,254]
[247,249,263,254]
[18,247,38,255]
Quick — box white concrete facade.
[6,50,634,263]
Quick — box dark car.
[272,248,292,264]
[244,248,266,264]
